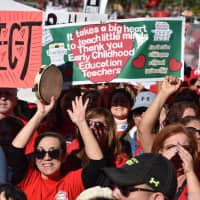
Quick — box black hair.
[34,132,66,157]
[174,87,199,105]
[109,88,133,108]
[0,116,23,156]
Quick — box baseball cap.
[0,88,17,97]
[132,91,156,111]
[102,153,177,199]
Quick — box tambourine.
[34,64,63,104]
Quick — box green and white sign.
[42,17,185,85]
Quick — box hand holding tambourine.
[33,64,63,104]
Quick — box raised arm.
[12,97,55,148]
[67,96,103,160]
[138,76,181,152]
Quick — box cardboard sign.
[45,9,108,25]
[0,11,42,88]
[42,17,184,85]
[83,0,108,14]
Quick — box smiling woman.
[7,96,105,200]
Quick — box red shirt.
[177,185,187,200]
[18,166,84,200]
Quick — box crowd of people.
[0,73,199,199]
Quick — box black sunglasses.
[35,149,61,159]
[187,127,200,135]
[119,186,155,196]
[87,120,107,129]
[133,107,147,116]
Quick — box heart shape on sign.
[17,47,23,56]
[71,22,133,83]
[0,51,6,62]
[169,58,182,72]
[20,29,26,38]
[2,29,8,38]
[132,54,146,69]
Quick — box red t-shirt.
[177,185,187,200]
[18,167,84,200]
[114,153,128,168]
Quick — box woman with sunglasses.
[8,96,105,200]
[66,107,128,169]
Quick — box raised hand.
[160,76,182,96]
[177,144,194,174]
[67,96,89,126]
[36,96,56,118]
[67,96,102,160]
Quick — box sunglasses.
[187,127,200,135]
[118,186,155,197]
[133,107,147,116]
[87,120,107,129]
[35,149,61,159]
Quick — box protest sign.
[45,9,108,25]
[0,1,42,88]
[84,0,100,13]
[83,0,108,15]
[42,17,184,85]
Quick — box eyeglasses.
[187,127,200,135]
[87,120,107,129]
[35,149,61,159]
[119,186,155,196]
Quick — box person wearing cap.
[0,88,18,120]
[120,91,156,157]
[0,88,40,183]
[99,153,177,200]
